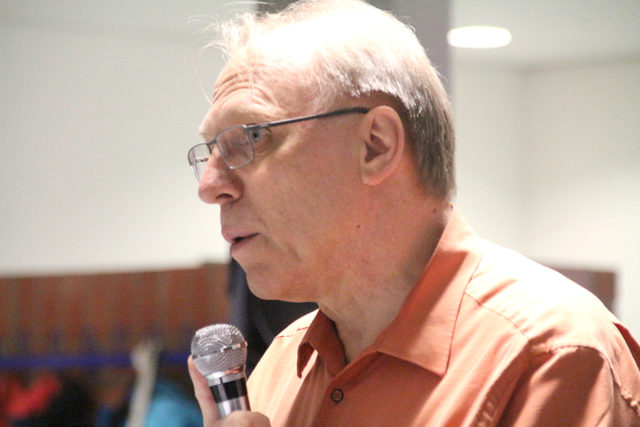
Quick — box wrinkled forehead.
[214,26,328,107]
[214,59,315,118]
[199,59,311,139]
[213,61,273,104]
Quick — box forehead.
[213,61,279,107]
[199,61,306,136]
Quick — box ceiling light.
[447,26,512,49]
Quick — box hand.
[188,356,271,427]
[211,411,271,427]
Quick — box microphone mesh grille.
[191,323,247,376]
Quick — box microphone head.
[191,323,247,378]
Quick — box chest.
[259,351,519,427]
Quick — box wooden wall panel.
[551,266,615,312]
[0,262,615,370]
[0,264,228,369]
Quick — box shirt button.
[330,388,344,403]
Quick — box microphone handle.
[208,371,251,418]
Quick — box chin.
[245,270,285,301]
[245,269,308,303]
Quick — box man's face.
[198,63,367,303]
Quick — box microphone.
[191,323,251,418]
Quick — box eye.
[247,127,264,143]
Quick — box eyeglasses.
[187,106,369,181]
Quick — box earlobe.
[360,106,406,186]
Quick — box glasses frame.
[188,106,370,180]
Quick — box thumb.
[188,355,221,426]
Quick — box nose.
[197,150,243,205]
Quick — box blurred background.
[1,0,639,424]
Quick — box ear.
[359,106,406,186]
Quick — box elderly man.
[187,1,640,425]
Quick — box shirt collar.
[297,208,482,378]
[297,311,346,377]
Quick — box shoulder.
[457,241,640,420]
[465,239,619,352]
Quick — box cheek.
[253,125,362,244]
[251,169,338,264]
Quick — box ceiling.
[451,0,640,68]
[3,1,640,69]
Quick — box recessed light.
[447,26,512,49]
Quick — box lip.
[230,233,257,249]
[228,233,258,259]
[222,228,258,245]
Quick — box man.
[187,1,640,425]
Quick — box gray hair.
[207,0,455,199]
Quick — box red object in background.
[0,374,62,422]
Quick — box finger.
[188,355,220,425]
[223,411,271,427]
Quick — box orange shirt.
[248,211,640,426]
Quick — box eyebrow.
[197,107,278,142]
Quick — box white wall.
[452,59,640,338]
[522,62,640,336]
[452,63,526,251]
[1,5,239,275]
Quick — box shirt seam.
[466,291,640,421]
[274,326,310,340]
[528,345,640,421]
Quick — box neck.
[319,198,452,363]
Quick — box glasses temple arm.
[256,107,370,130]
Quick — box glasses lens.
[188,144,211,180]
[188,125,259,180]
[217,126,254,169]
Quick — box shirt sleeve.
[498,345,640,426]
